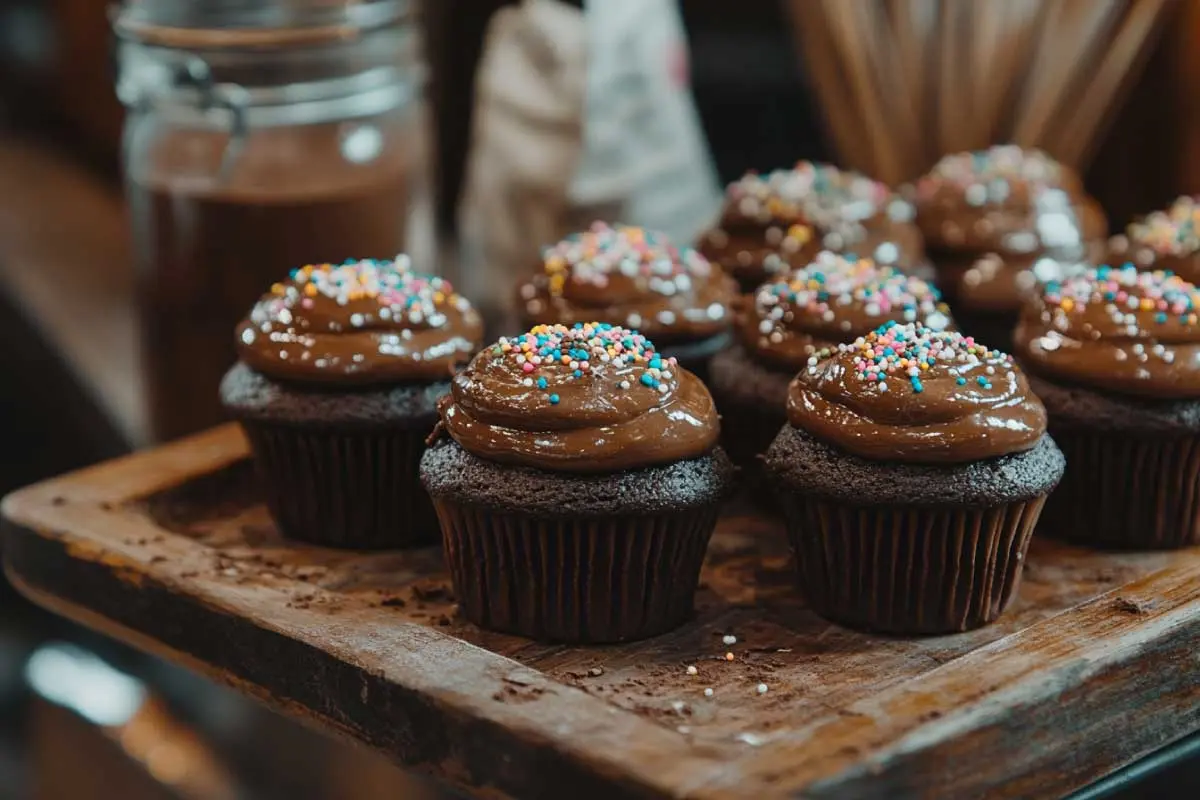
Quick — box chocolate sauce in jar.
[115,1,431,441]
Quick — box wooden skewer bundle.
[785,0,1173,183]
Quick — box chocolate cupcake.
[699,161,930,294]
[517,223,735,381]
[421,322,735,643]
[765,322,1064,634]
[1110,195,1200,283]
[709,251,951,468]
[915,145,1107,350]
[220,257,483,549]
[1014,264,1200,549]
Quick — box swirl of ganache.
[1015,264,1200,398]
[788,322,1046,463]
[236,257,483,385]
[438,323,720,472]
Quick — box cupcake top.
[1112,196,1200,283]
[236,256,483,385]
[699,161,926,288]
[789,322,1046,463]
[957,252,1093,313]
[915,145,1106,257]
[1014,264,1200,398]
[517,223,734,343]
[436,323,720,472]
[741,251,951,371]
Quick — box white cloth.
[456,0,720,325]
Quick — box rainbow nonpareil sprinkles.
[540,223,711,296]
[755,252,947,334]
[1042,264,1200,325]
[1127,196,1200,257]
[808,321,1011,394]
[494,323,677,400]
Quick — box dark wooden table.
[4,424,1199,799]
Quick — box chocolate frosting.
[437,323,720,473]
[517,222,735,344]
[236,257,483,385]
[956,252,1100,313]
[1111,196,1200,283]
[788,322,1046,463]
[1014,264,1200,398]
[698,162,928,288]
[740,251,951,371]
[915,146,1107,258]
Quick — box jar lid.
[114,0,413,46]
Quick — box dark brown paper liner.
[776,494,1046,634]
[241,421,438,550]
[432,500,721,643]
[1038,430,1200,549]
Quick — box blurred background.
[0,0,1197,797]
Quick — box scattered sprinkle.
[725,652,736,662]
[686,665,698,676]
[722,634,737,646]
[756,683,769,695]
[704,688,714,698]
[588,667,603,677]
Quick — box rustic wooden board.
[4,425,1200,799]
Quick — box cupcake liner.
[241,420,439,549]
[1038,429,1200,549]
[776,493,1046,634]
[433,499,721,643]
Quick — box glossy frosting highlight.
[438,323,720,473]
[789,322,1046,463]
[699,161,926,287]
[236,257,483,385]
[742,252,951,371]
[518,223,734,343]
[1014,264,1200,398]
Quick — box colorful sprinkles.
[725,161,890,225]
[493,323,677,401]
[252,256,468,331]
[755,252,949,341]
[917,145,1062,204]
[809,321,1012,395]
[1042,264,1200,330]
[1127,196,1200,256]
[538,222,711,297]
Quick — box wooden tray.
[4,425,1200,799]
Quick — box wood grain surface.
[4,425,1199,799]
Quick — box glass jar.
[114,0,434,442]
